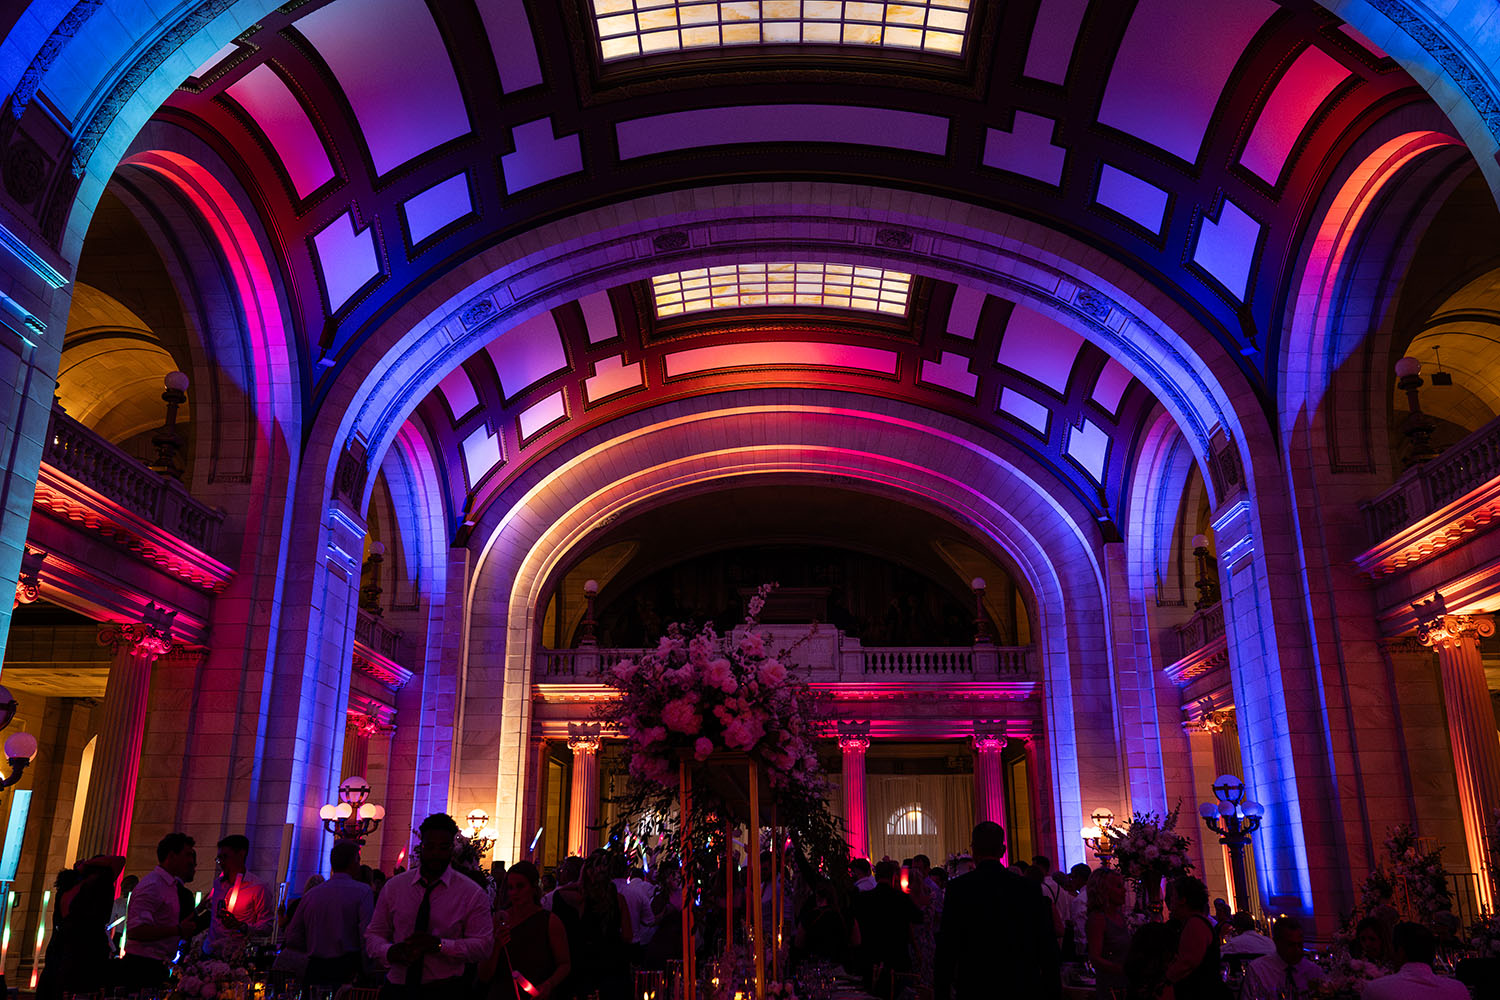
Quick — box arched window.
[886,802,937,837]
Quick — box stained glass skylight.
[652,262,912,317]
[594,1,970,62]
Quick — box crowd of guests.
[27,814,1487,1000]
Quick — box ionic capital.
[836,720,871,753]
[98,603,177,659]
[567,721,603,753]
[1413,592,1493,651]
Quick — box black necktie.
[405,879,439,985]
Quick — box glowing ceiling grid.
[615,104,951,157]
[1095,164,1170,234]
[1066,418,1110,483]
[999,387,1050,434]
[1239,46,1351,184]
[652,262,910,317]
[484,312,569,399]
[462,425,503,483]
[584,355,644,403]
[1022,0,1090,85]
[663,341,900,377]
[945,286,985,339]
[1090,358,1134,415]
[919,351,978,396]
[311,212,379,311]
[997,304,1084,388]
[518,392,567,439]
[437,366,480,418]
[1193,198,1261,301]
[592,0,970,61]
[983,112,1066,185]
[403,173,472,245]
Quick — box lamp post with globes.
[1081,807,1122,868]
[465,809,499,860]
[1198,774,1263,914]
[319,775,386,843]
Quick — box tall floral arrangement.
[1356,825,1451,923]
[604,585,820,790]
[599,585,849,881]
[1111,806,1194,884]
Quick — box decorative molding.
[1163,633,1229,687]
[837,719,872,752]
[13,548,44,608]
[1181,695,1231,734]
[7,0,107,121]
[351,643,413,691]
[566,721,603,753]
[97,602,177,658]
[1356,467,1500,579]
[1368,0,1500,138]
[1413,591,1494,651]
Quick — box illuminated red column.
[972,731,1008,862]
[1418,607,1500,910]
[567,723,602,857]
[838,722,871,860]
[79,606,176,859]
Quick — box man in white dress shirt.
[122,832,206,988]
[1362,922,1470,999]
[285,839,374,987]
[205,834,275,956]
[366,813,492,999]
[1222,912,1277,958]
[1241,917,1325,998]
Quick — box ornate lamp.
[1081,807,1121,867]
[149,370,189,480]
[0,685,36,791]
[465,809,499,859]
[319,775,385,843]
[1198,773,1263,913]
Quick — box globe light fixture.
[1081,807,1121,867]
[319,775,385,843]
[1199,773,1263,914]
[465,809,499,859]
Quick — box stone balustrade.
[42,404,225,557]
[1172,601,1226,662]
[535,626,1035,681]
[1363,414,1500,544]
[354,607,406,665]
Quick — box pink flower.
[757,660,787,687]
[724,715,765,751]
[611,659,639,682]
[705,658,738,693]
[639,726,667,746]
[694,737,714,761]
[739,633,766,657]
[662,698,703,734]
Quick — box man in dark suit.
[934,821,1061,999]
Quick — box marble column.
[1417,605,1500,910]
[838,721,871,860]
[567,723,602,857]
[972,729,1008,861]
[78,605,176,859]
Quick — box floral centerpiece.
[1304,953,1382,999]
[1355,825,1451,923]
[1111,805,1194,884]
[600,584,848,883]
[170,935,253,999]
[1110,805,1193,914]
[1469,912,1500,959]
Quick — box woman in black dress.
[482,861,570,1000]
[36,854,125,1000]
[549,851,631,1000]
[1158,876,1229,1000]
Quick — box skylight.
[594,1,970,62]
[651,262,912,317]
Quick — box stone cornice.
[1163,633,1229,687]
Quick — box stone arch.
[456,389,1134,865]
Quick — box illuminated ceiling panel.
[593,0,970,61]
[651,262,911,317]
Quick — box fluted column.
[972,729,1008,862]
[838,721,871,860]
[567,723,602,857]
[1417,604,1500,910]
[79,605,176,859]
[344,715,371,778]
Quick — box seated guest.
[1221,912,1275,957]
[1241,917,1324,998]
[1362,922,1470,999]
[283,840,373,988]
[122,833,206,988]
[1349,916,1389,969]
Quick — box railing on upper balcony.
[534,637,1035,680]
[1362,414,1500,544]
[1171,602,1226,662]
[43,404,225,556]
[354,607,405,663]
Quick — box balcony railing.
[1363,414,1500,544]
[354,608,406,664]
[42,405,225,557]
[535,631,1035,682]
[1171,602,1225,662]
